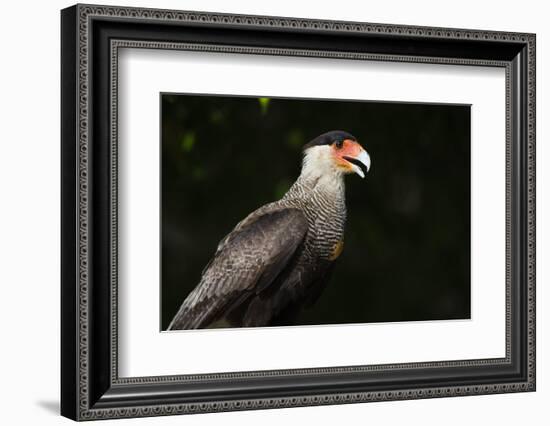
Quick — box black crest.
[303,130,357,151]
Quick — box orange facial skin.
[332,139,365,171]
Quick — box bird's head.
[302,130,371,179]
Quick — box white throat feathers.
[299,145,346,195]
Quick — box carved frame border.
[61,3,536,421]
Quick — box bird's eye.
[334,140,344,149]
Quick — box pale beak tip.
[357,149,370,178]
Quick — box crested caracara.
[168,130,370,329]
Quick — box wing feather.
[168,208,308,330]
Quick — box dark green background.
[161,94,471,330]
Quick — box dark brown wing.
[167,208,308,330]
[241,259,336,327]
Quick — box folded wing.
[168,208,308,330]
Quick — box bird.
[168,130,371,330]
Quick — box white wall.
[0,0,547,424]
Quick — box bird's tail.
[167,286,224,330]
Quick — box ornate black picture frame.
[61,4,536,421]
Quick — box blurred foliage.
[161,94,471,330]
[258,97,271,115]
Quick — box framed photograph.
[61,4,536,421]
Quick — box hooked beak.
[343,149,371,178]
